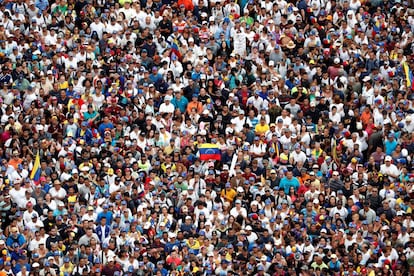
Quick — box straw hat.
[286,41,296,49]
[279,34,292,47]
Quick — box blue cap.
[64,257,70,263]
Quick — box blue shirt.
[384,139,397,155]
[35,0,49,11]
[98,122,114,137]
[149,73,162,84]
[97,211,113,226]
[301,208,317,222]
[279,177,300,194]
[6,233,26,248]
[171,96,189,113]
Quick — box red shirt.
[166,255,182,267]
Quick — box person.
[279,170,300,194]
[0,0,413,275]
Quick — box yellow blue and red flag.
[30,151,41,184]
[198,143,221,161]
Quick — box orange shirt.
[9,158,22,170]
[360,111,372,126]
[186,101,203,114]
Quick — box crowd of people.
[0,0,414,275]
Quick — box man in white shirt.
[275,109,292,127]
[245,225,258,244]
[105,17,123,34]
[404,115,414,133]
[329,200,348,221]
[90,17,105,40]
[290,144,307,165]
[379,182,395,200]
[48,180,67,206]
[380,156,399,182]
[247,91,265,112]
[9,181,27,209]
[159,95,175,114]
[361,76,374,104]
[230,199,247,218]
[231,110,247,134]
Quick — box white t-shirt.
[231,116,246,133]
[290,150,307,164]
[159,102,175,114]
[9,187,27,209]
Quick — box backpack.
[13,3,28,15]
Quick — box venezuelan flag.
[198,143,221,161]
[170,39,182,60]
[403,61,412,89]
[30,151,41,184]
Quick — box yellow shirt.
[186,240,200,250]
[164,145,175,156]
[59,81,69,90]
[60,263,74,274]
[255,123,269,135]
[221,188,237,203]
[161,163,176,173]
